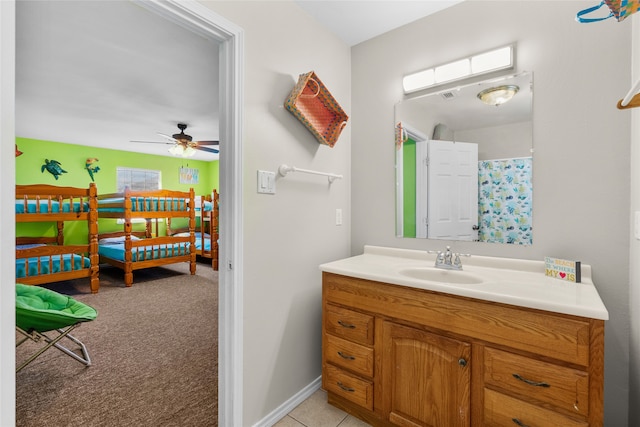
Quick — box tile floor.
[274,389,371,427]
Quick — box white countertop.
[319,246,609,320]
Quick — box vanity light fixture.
[402,44,515,94]
[477,85,520,106]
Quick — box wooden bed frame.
[97,187,196,286]
[15,183,99,293]
[167,189,219,270]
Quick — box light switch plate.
[257,170,276,194]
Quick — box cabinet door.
[382,322,471,427]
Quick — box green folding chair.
[16,283,98,372]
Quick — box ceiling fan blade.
[196,140,219,146]
[196,146,219,154]
[130,140,175,145]
[158,132,179,143]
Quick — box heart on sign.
[560,272,566,279]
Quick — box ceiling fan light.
[183,146,196,157]
[169,144,184,156]
[477,85,519,106]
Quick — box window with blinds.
[116,167,161,192]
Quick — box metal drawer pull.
[338,351,355,360]
[512,373,551,388]
[337,320,356,329]
[512,418,530,427]
[337,382,355,392]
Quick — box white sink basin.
[398,267,484,285]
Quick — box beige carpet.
[16,260,218,427]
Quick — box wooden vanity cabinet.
[321,272,605,427]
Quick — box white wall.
[0,1,16,425]
[351,1,631,425]
[456,121,532,160]
[202,2,351,425]
[629,11,640,427]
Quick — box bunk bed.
[15,183,99,293]
[97,188,196,286]
[167,190,219,270]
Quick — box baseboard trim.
[252,376,322,427]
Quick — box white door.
[427,140,478,240]
[415,139,429,238]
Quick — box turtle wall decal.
[41,159,67,180]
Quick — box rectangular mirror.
[395,72,533,244]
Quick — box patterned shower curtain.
[478,158,532,245]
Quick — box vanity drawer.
[325,334,374,377]
[325,304,374,346]
[484,347,589,417]
[484,388,588,427]
[324,363,373,410]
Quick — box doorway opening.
[100,3,245,425]
[6,1,244,425]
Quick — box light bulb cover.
[168,144,184,155]
[403,44,515,94]
[183,146,196,157]
[477,85,519,106]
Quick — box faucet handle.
[452,252,471,269]
[427,248,446,266]
[453,254,462,267]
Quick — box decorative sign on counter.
[544,257,581,283]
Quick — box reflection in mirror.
[395,72,533,244]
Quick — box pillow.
[16,243,46,250]
[99,235,141,245]
[175,232,210,239]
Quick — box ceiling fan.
[132,123,219,157]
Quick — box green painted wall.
[16,137,219,244]
[402,138,416,238]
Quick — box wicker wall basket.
[284,71,349,148]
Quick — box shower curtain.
[478,158,532,245]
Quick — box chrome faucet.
[429,246,470,271]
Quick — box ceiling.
[293,1,463,46]
[15,1,462,161]
[16,1,221,160]
[401,72,533,132]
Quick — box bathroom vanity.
[320,246,608,427]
